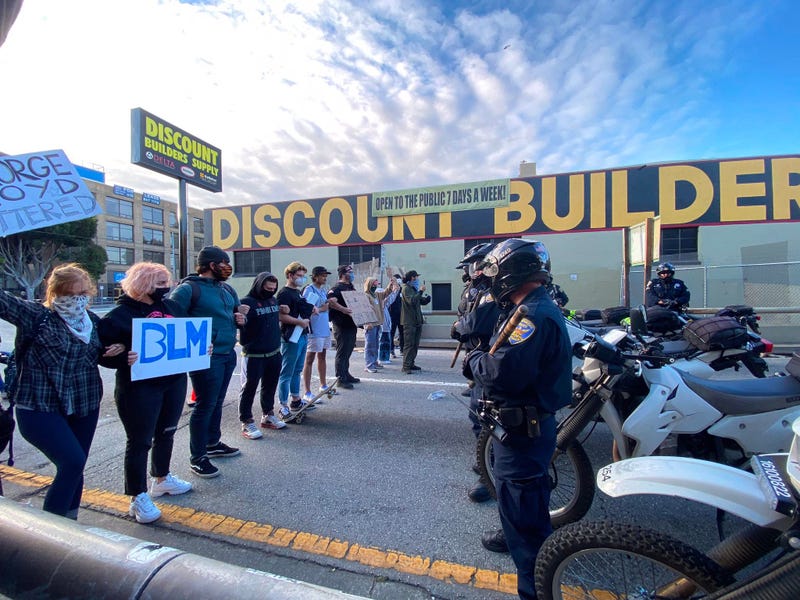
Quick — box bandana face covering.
[52,294,93,343]
[212,263,233,281]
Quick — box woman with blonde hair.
[362,276,398,373]
[98,262,192,524]
[0,263,124,519]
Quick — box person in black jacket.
[646,262,690,311]
[98,262,193,524]
[238,272,286,438]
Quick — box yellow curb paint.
[0,465,516,595]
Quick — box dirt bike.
[477,330,800,527]
[533,404,800,600]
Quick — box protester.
[238,272,286,439]
[388,274,403,358]
[378,277,400,365]
[327,265,359,389]
[400,270,430,374]
[301,266,334,402]
[98,262,192,523]
[277,262,317,417]
[362,276,398,372]
[0,263,124,519]
[169,246,247,479]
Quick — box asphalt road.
[0,316,793,599]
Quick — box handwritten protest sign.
[131,317,212,381]
[372,178,510,217]
[341,290,377,326]
[0,149,101,236]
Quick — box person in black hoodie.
[238,272,286,439]
[98,262,193,524]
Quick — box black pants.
[332,324,356,379]
[391,320,403,352]
[239,353,281,422]
[115,374,187,496]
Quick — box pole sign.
[131,108,222,193]
[0,149,101,236]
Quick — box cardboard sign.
[130,317,212,381]
[0,149,101,236]
[341,290,378,327]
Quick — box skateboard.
[282,378,340,424]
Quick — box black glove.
[462,348,482,380]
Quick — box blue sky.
[0,0,797,209]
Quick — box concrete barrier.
[0,496,367,600]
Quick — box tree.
[0,218,106,300]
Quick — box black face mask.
[149,287,170,302]
[262,290,275,299]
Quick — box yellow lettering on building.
[284,201,316,247]
[356,195,389,242]
[320,197,354,245]
[211,209,240,248]
[771,157,800,220]
[720,159,766,222]
[495,180,536,234]
[658,165,713,225]
[590,172,606,229]
[241,206,252,249]
[541,175,584,231]
[391,214,425,240]
[438,212,452,238]
[253,204,282,248]
[612,170,654,227]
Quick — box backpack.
[1,310,51,467]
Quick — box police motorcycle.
[477,324,800,528]
[533,406,800,600]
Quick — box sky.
[1,0,798,210]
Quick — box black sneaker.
[468,482,491,503]
[338,380,354,389]
[206,442,240,458]
[481,529,509,553]
[190,457,220,478]
[346,375,361,383]
[409,365,421,371]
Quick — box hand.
[234,312,246,326]
[300,318,310,328]
[312,306,320,316]
[127,351,138,366]
[420,285,426,293]
[344,307,353,315]
[238,304,250,316]
[103,343,126,357]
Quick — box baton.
[488,304,529,355]
[449,341,463,368]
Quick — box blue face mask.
[348,273,355,283]
[295,275,307,286]
[411,279,420,291]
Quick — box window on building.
[234,250,271,276]
[169,212,178,228]
[105,197,133,219]
[193,217,204,234]
[338,244,381,266]
[106,221,133,242]
[194,237,205,252]
[143,250,165,264]
[107,246,135,265]
[142,205,164,225]
[431,283,452,311]
[660,227,699,264]
[143,227,164,246]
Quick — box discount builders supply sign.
[131,317,212,381]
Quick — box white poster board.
[130,317,212,381]
[341,290,377,326]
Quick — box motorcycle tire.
[476,429,594,527]
[741,354,768,378]
[534,521,733,600]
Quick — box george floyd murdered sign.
[0,149,101,236]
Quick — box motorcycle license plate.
[751,454,797,516]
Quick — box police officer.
[645,262,690,311]
[463,239,572,600]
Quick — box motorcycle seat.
[677,369,800,415]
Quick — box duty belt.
[242,349,281,358]
[490,405,554,439]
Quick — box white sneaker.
[241,421,263,440]
[129,492,161,524]
[150,473,193,497]
[303,391,315,402]
[320,384,338,396]
[382,359,392,364]
[261,413,287,430]
[278,405,292,419]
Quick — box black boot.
[468,482,491,503]
[481,529,509,553]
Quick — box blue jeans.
[16,407,100,518]
[364,325,380,369]
[279,335,308,406]
[188,350,237,463]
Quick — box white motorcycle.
[534,405,800,600]
[477,331,800,527]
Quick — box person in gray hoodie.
[169,246,247,479]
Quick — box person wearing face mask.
[238,272,286,438]
[0,263,125,519]
[400,270,431,374]
[301,266,334,402]
[276,262,317,419]
[169,246,248,479]
[98,262,193,524]
[362,276,399,373]
[327,265,359,388]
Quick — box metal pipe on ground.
[0,496,366,600]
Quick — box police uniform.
[645,276,690,310]
[465,285,572,600]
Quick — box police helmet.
[656,262,675,276]
[455,242,493,269]
[482,239,551,301]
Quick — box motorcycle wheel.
[476,430,594,527]
[535,521,733,600]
